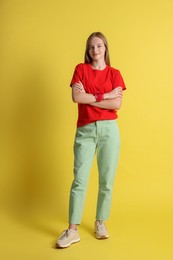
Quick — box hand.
[72,81,86,93]
[104,87,123,99]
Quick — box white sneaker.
[56,229,80,248]
[94,220,109,239]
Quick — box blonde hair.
[84,32,111,66]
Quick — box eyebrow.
[89,43,102,47]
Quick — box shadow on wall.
[1,59,67,224]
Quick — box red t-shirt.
[70,63,126,127]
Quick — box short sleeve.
[112,69,126,91]
[70,63,83,87]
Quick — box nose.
[93,46,98,53]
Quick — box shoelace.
[60,230,69,240]
[96,221,106,231]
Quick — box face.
[88,37,106,62]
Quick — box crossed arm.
[72,81,123,110]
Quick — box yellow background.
[0,0,173,259]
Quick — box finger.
[74,87,84,92]
[117,90,123,94]
[74,83,81,87]
[78,81,84,87]
[73,85,81,90]
[75,82,84,89]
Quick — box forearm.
[72,83,123,109]
[90,98,122,110]
[72,91,96,104]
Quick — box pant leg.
[69,123,97,224]
[96,120,120,220]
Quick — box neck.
[91,60,106,70]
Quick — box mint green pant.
[69,120,120,224]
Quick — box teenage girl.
[56,32,126,248]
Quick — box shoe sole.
[95,231,109,240]
[96,235,109,240]
[55,238,80,248]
